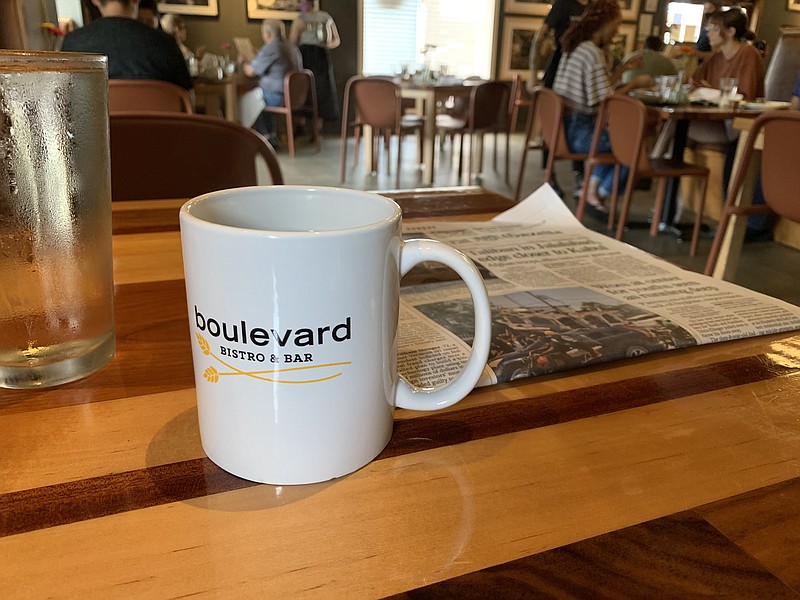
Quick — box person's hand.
[242,63,255,77]
[195,45,206,59]
[630,74,654,90]
[690,77,712,88]
[622,54,645,71]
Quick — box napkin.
[687,87,744,105]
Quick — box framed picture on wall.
[499,16,544,80]
[504,0,552,16]
[246,0,318,21]
[789,0,800,12]
[620,0,641,21]
[157,0,219,17]
[611,23,637,62]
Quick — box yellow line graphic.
[196,333,350,384]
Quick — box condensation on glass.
[0,51,115,388]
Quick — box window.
[361,0,497,79]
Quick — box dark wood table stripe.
[386,511,800,599]
[111,188,518,235]
[1,353,796,538]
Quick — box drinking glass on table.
[719,77,738,109]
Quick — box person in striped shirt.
[553,0,653,213]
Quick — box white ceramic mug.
[180,186,492,484]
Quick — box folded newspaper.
[397,185,800,388]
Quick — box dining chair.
[261,69,321,158]
[339,75,424,187]
[704,110,800,275]
[514,87,607,202]
[504,74,533,185]
[109,112,283,201]
[108,79,194,114]
[577,94,709,255]
[435,80,509,184]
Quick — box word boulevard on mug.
[180,186,492,485]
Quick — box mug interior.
[183,186,400,233]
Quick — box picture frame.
[499,16,544,80]
[620,0,641,21]
[611,22,637,62]
[157,0,219,17]
[504,0,552,16]
[790,0,800,12]
[246,0,318,21]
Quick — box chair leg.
[395,129,402,188]
[339,121,348,184]
[353,127,361,167]
[607,164,621,232]
[285,112,295,158]
[575,162,595,221]
[615,179,637,241]
[650,178,667,237]
[514,119,534,201]
[690,175,710,257]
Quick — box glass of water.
[719,77,739,109]
[0,51,115,388]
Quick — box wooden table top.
[3,187,800,599]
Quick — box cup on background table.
[0,51,116,389]
[180,186,492,485]
[719,77,739,109]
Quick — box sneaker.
[572,172,584,199]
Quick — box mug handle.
[395,239,492,411]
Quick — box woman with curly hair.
[553,0,652,213]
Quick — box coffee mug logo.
[193,306,352,385]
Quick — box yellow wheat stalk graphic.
[196,333,350,384]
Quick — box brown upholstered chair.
[108,79,194,113]
[705,110,800,275]
[435,80,508,184]
[261,69,321,158]
[110,112,283,201]
[339,75,424,187]
[577,94,709,255]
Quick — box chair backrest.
[108,79,194,113]
[509,74,531,110]
[764,31,800,101]
[345,76,401,129]
[534,87,571,156]
[109,112,283,201]
[468,80,509,131]
[284,69,313,111]
[600,94,649,171]
[753,110,800,221]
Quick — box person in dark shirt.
[695,0,722,62]
[62,0,192,90]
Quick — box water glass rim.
[0,50,107,73]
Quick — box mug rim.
[180,185,402,236]
[0,50,107,73]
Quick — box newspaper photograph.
[397,185,800,388]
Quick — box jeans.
[253,90,285,138]
[564,112,629,197]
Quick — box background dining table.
[2,186,800,598]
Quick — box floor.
[274,130,800,307]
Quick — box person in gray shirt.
[243,19,302,147]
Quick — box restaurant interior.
[3,0,800,598]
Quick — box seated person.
[61,0,191,90]
[552,0,652,213]
[160,13,204,64]
[243,20,302,148]
[621,36,677,84]
[792,70,800,110]
[137,0,159,29]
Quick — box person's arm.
[289,17,303,45]
[326,15,340,49]
[528,23,552,79]
[610,53,643,87]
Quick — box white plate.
[739,101,791,112]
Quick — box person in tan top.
[690,8,764,101]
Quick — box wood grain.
[1,353,797,535]
[389,512,800,599]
